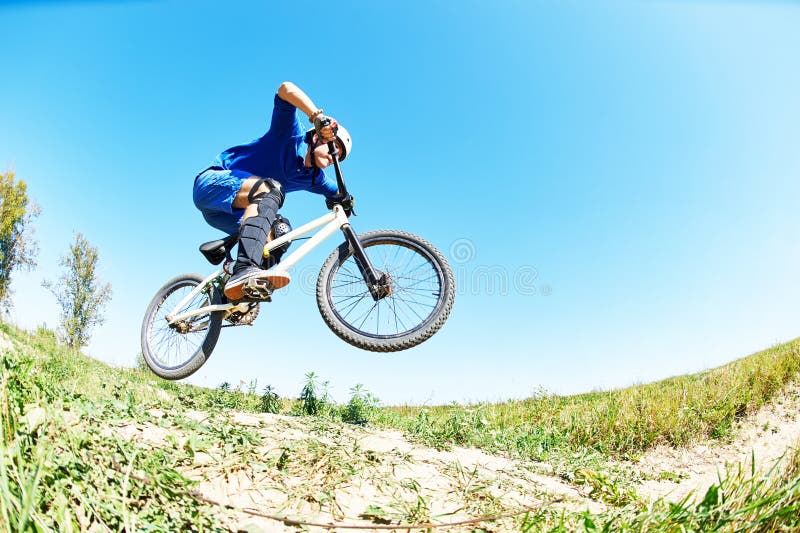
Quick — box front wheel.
[317,230,455,352]
[140,273,224,380]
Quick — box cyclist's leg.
[225,177,290,300]
[233,178,275,211]
[231,177,284,267]
[193,167,249,235]
[193,170,283,233]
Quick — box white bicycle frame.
[166,204,351,326]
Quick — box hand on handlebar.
[313,115,338,143]
[326,192,355,216]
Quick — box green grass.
[516,446,800,532]
[373,338,800,463]
[1,323,273,414]
[3,321,800,531]
[0,323,233,530]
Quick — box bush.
[342,384,379,424]
[260,385,282,414]
[209,380,260,411]
[298,372,330,416]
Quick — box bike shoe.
[224,266,291,301]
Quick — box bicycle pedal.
[242,278,274,301]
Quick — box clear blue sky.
[2,0,799,405]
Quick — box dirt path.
[107,380,800,530]
[631,381,800,503]
[7,328,800,529]
[119,410,604,532]
[0,329,599,530]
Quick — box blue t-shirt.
[215,94,339,197]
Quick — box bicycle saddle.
[199,234,239,265]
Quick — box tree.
[0,171,40,311]
[43,233,112,348]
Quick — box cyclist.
[192,81,352,301]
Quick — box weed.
[260,384,282,414]
[573,468,638,506]
[298,371,331,416]
[656,470,686,482]
[341,383,379,425]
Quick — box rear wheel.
[140,273,223,380]
[317,230,455,352]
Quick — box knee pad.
[257,192,282,222]
[243,191,282,239]
[237,217,271,269]
[236,185,283,269]
[247,178,285,207]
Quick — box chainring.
[225,302,260,326]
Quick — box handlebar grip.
[314,116,329,134]
[314,115,338,136]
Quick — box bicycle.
[140,125,455,380]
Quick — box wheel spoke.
[341,292,372,320]
[145,280,216,371]
[394,283,438,303]
[356,301,380,330]
[327,238,445,338]
[333,278,368,289]
[392,291,429,323]
[390,294,404,332]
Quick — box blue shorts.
[193,167,252,235]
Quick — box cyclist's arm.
[308,170,339,198]
[277,81,323,122]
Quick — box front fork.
[341,224,392,301]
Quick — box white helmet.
[335,124,352,161]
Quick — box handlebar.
[314,116,349,200]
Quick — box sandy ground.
[116,410,604,532]
[630,381,800,503]
[157,382,800,530]
[5,330,800,530]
